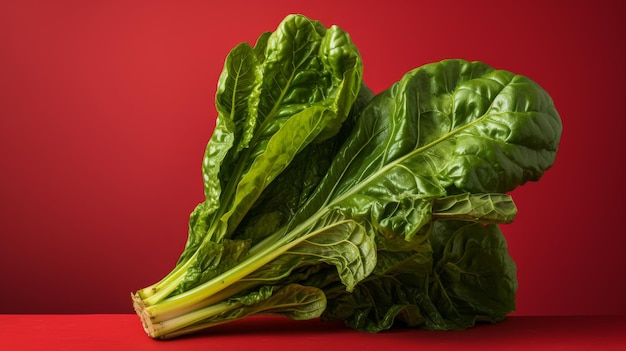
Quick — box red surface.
[1,315,625,351]
[1,0,626,317]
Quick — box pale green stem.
[152,300,242,338]
[144,217,325,319]
[141,250,199,306]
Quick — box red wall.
[1,0,624,315]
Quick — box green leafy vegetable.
[132,14,562,339]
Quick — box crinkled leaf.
[238,211,377,292]
[288,59,560,243]
[285,214,376,291]
[430,221,517,324]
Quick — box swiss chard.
[132,14,562,339]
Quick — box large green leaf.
[429,221,517,327]
[287,59,560,242]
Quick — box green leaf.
[285,213,377,291]
[237,211,377,292]
[288,59,560,242]
[204,42,261,212]
[216,284,327,324]
[430,221,517,325]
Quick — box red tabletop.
[1,314,624,350]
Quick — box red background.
[1,0,624,316]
